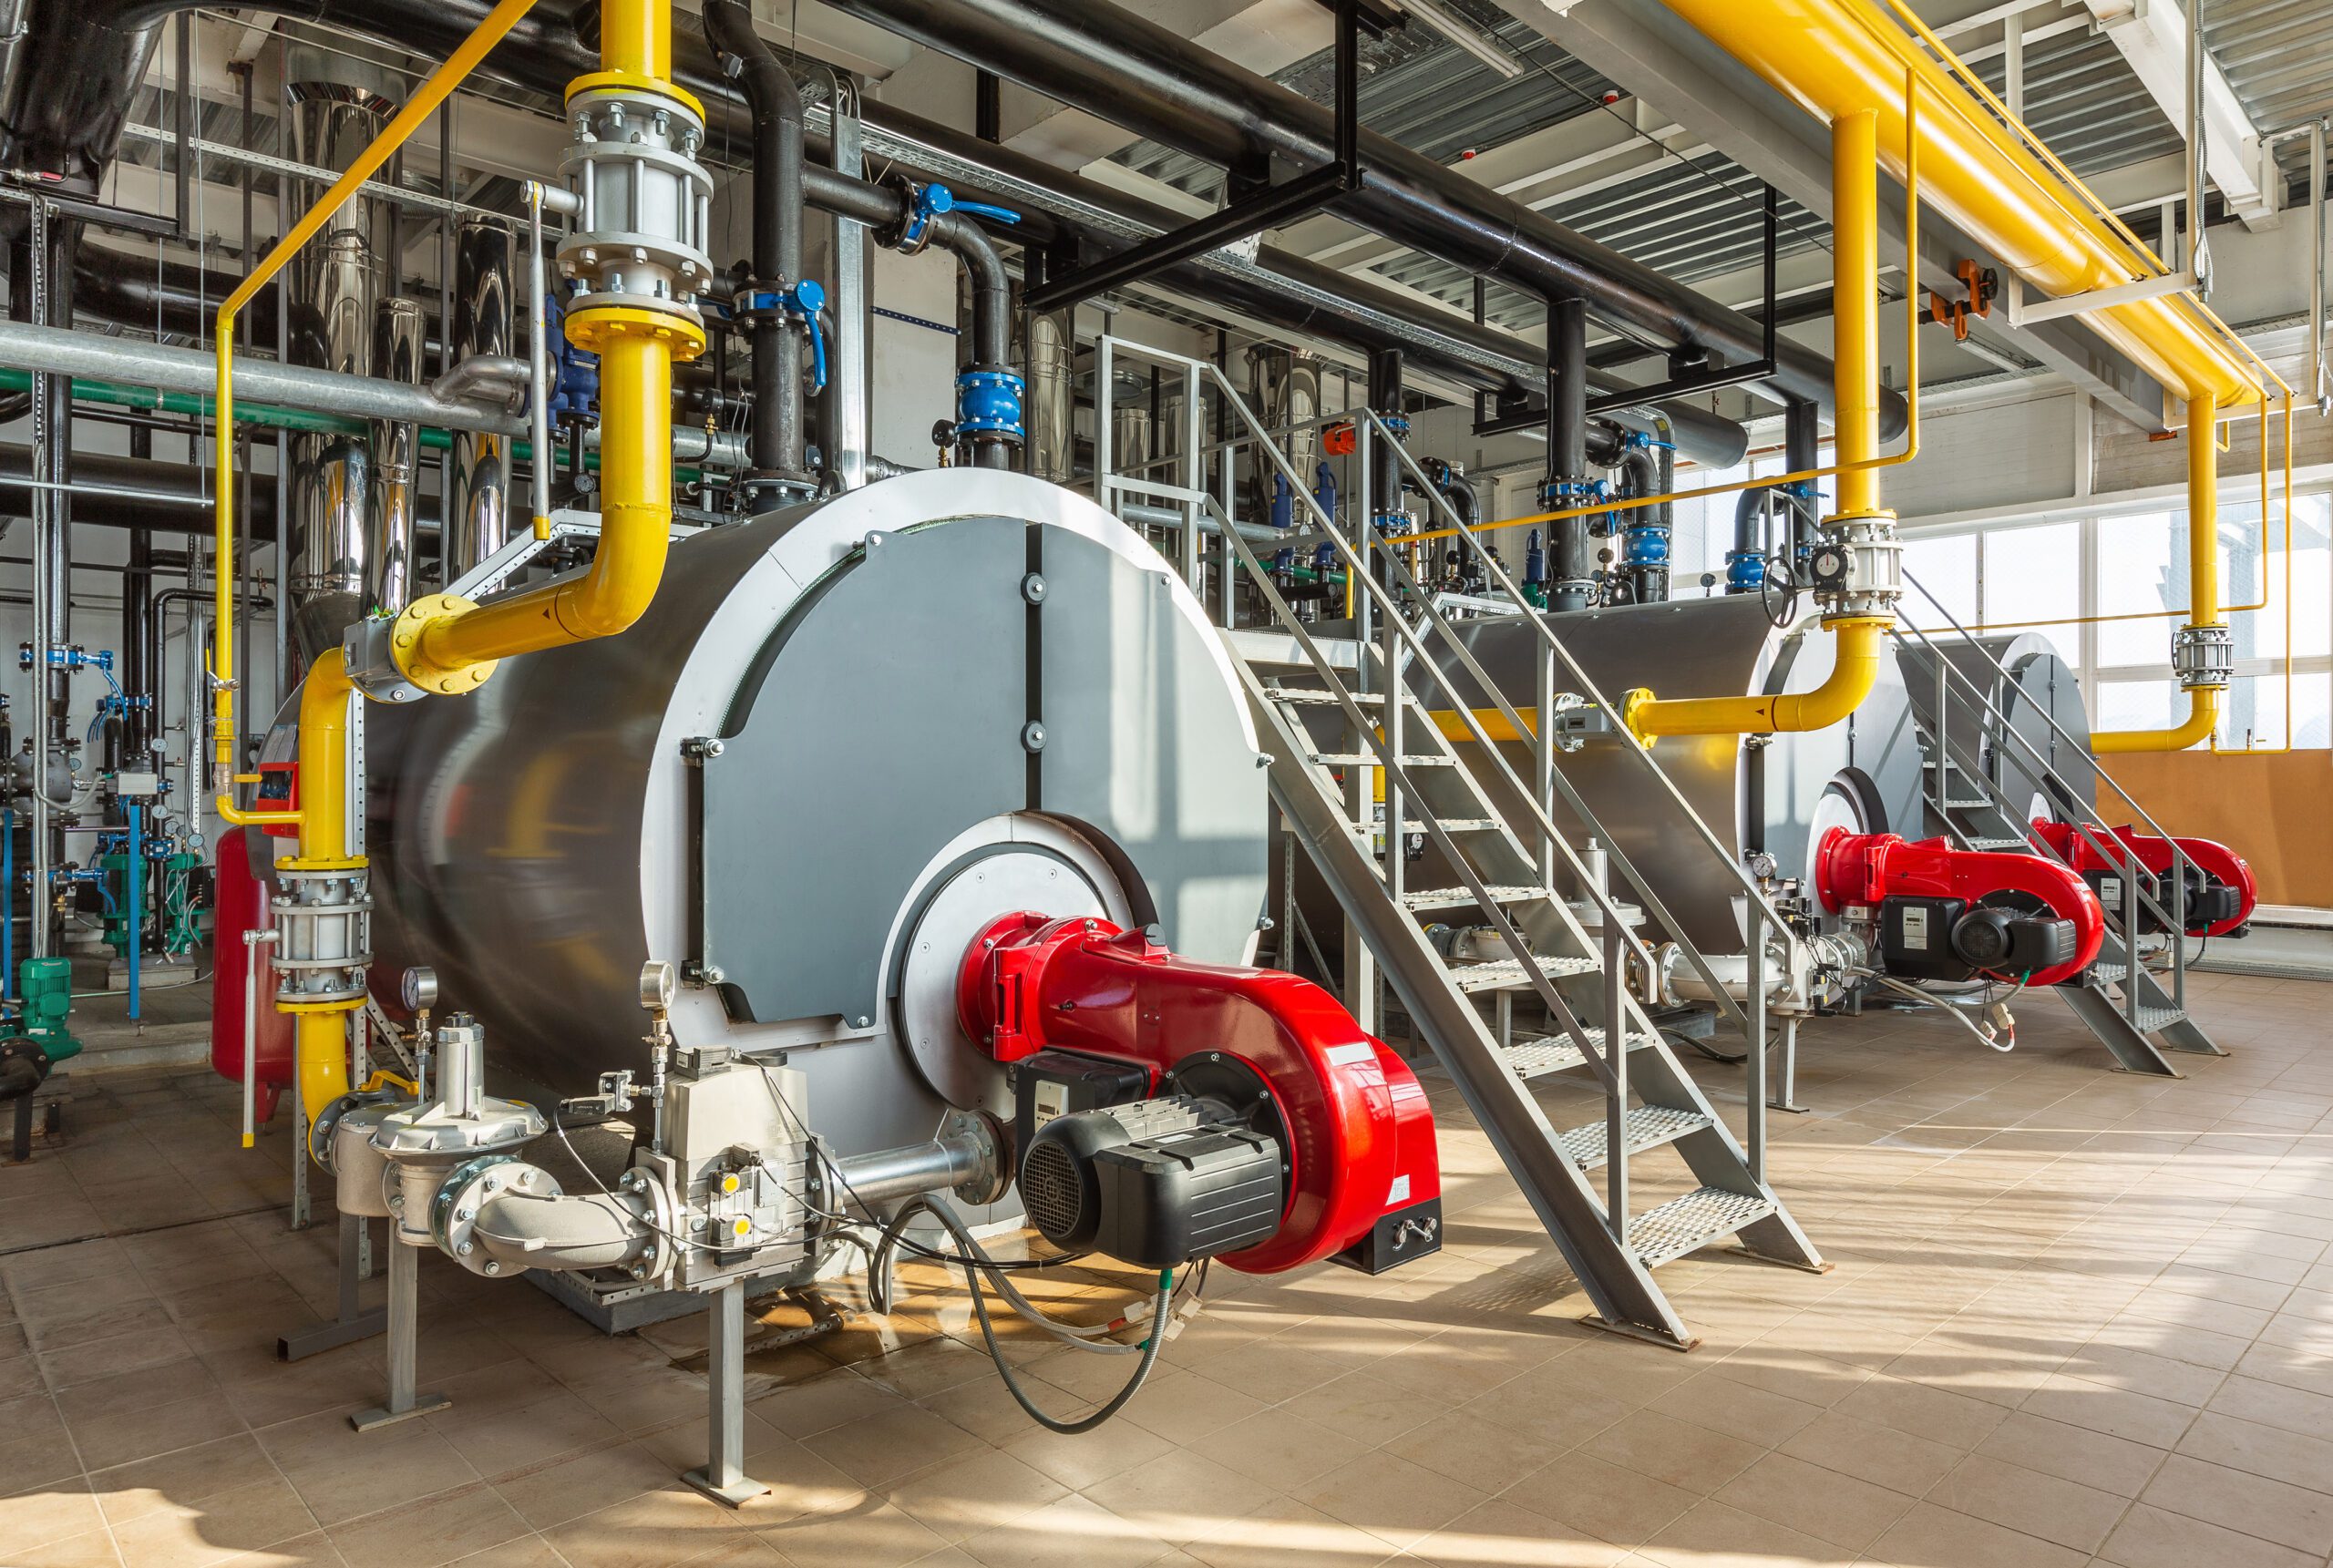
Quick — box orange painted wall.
[2096,750,2333,908]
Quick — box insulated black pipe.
[0,444,286,536]
[123,521,151,759]
[815,0,1905,439]
[40,212,73,758]
[1546,295,1592,613]
[75,242,286,350]
[1612,443,1663,604]
[704,0,808,492]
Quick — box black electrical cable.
[879,1194,1172,1434]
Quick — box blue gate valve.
[899,183,1023,253]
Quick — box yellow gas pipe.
[1620,104,1900,743]
[2092,397,2225,753]
[392,0,705,694]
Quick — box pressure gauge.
[639,960,677,1013]
[400,967,438,1013]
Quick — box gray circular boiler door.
[696,513,1269,1036]
[895,843,1113,1113]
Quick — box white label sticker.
[1324,1041,1378,1067]
[1388,1173,1412,1204]
[1902,906,1929,948]
[1033,1080,1067,1129]
[2101,876,2122,906]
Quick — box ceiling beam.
[2076,0,2276,230]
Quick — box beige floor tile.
[488,1440,677,1532]
[1833,1375,2009,1451]
[1923,1453,2125,1554]
[1294,1447,1485,1552]
[1647,1370,1824,1449]
[1,1481,109,1554]
[1002,1417,1177,1493]
[954,1491,1177,1568]
[1709,1451,1913,1553]
[1591,1409,1766,1495]
[2174,1409,2333,1495]
[1184,1494,1398,1568]
[1084,1448,1277,1541]
[1409,1498,1632,1568]
[1973,1409,2167,1498]
[1867,1500,2089,1568]
[755,1500,948,1568]
[881,1445,1068,1542]
[1641,1498,1856,1568]
[326,1486,533,1568]
[2136,1452,2333,1555]
[108,1476,320,1568]
[1500,1451,1696,1551]
[1775,1409,1958,1500]
[2096,1501,2320,1568]
[1197,1405,1371,1493]
[13,1529,131,1568]
[2017,1373,2196,1450]
[809,1404,984,1488]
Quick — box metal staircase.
[1093,337,1824,1349]
[1892,575,2224,1076]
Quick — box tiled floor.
[6,968,2333,1567]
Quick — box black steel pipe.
[704,0,808,490]
[1547,295,1591,613]
[817,0,1905,439]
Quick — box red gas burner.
[2026,821,2256,938]
[1815,829,2104,987]
[960,914,1440,1276]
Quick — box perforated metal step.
[1309,752,1458,767]
[1268,686,1383,705]
[1401,884,1542,911]
[2129,1004,2188,1033]
[1495,1023,1655,1076]
[1447,955,1599,995]
[1558,1106,1713,1171]
[1628,1187,1777,1268]
[1966,836,2029,852]
[1375,818,1500,834]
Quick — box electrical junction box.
[1093,1123,1283,1269]
[1012,1048,1150,1153]
[1879,895,1970,981]
[116,772,159,798]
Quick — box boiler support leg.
[1769,1015,1811,1115]
[350,1241,449,1430]
[683,1280,768,1507]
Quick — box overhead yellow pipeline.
[1657,0,2261,412]
[2093,396,2226,753]
[393,2,705,694]
[1622,106,1901,745]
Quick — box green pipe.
[1,369,712,486]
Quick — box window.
[1901,533,1977,627]
[1981,521,2080,634]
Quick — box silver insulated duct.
[445,220,515,579]
[283,47,404,663]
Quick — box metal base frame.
[280,1214,386,1361]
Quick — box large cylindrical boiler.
[1436,595,1929,955]
[355,471,1272,1163]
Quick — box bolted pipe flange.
[2172,622,2235,690]
[271,866,372,1008]
[1810,513,1903,621]
[559,83,714,323]
[390,593,500,696]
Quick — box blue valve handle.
[901,182,1023,250]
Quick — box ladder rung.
[1559,1106,1714,1171]
[1269,687,1384,706]
[1495,1022,1651,1073]
[1309,753,1459,767]
[1373,818,1500,834]
[1401,884,1542,911]
[1628,1187,1777,1268]
[1450,956,1599,994]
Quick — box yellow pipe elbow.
[2091,688,2221,754]
[399,314,694,687]
[295,1011,352,1122]
[1624,618,1888,743]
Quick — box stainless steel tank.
[359,471,1270,1160]
[1436,594,1928,954]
